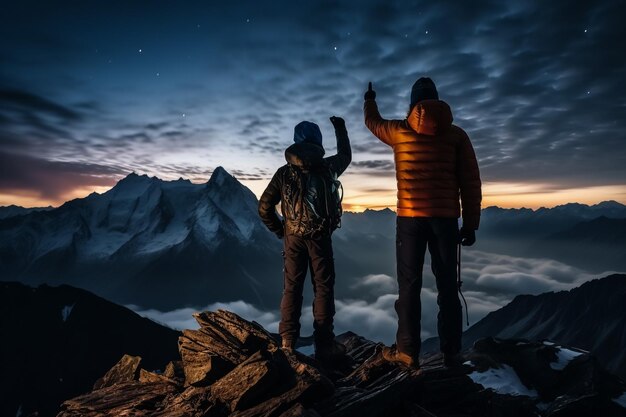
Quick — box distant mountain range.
[0,204,53,219]
[478,202,626,271]
[1,168,625,310]
[528,216,626,271]
[423,273,626,378]
[0,281,180,417]
[335,200,626,276]
[480,201,626,239]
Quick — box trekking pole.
[457,243,470,327]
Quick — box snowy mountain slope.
[0,167,284,309]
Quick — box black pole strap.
[457,243,470,327]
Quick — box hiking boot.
[443,352,463,368]
[281,338,295,353]
[382,345,420,370]
[315,340,347,363]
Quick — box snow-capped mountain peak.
[208,166,233,188]
[0,168,279,305]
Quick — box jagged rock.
[178,334,235,386]
[470,337,626,414]
[179,310,280,386]
[222,348,334,416]
[153,386,215,417]
[139,368,179,384]
[163,360,185,379]
[58,310,626,417]
[93,354,142,389]
[58,381,178,416]
[211,349,286,412]
[336,332,379,367]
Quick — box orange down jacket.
[364,98,482,230]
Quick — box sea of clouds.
[128,249,618,345]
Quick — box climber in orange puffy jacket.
[364,78,482,370]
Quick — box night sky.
[1,0,625,209]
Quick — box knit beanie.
[410,77,439,108]
[293,121,322,146]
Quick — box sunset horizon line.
[1,167,624,213]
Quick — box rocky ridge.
[58,310,626,417]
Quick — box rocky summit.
[58,310,626,417]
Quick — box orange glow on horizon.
[2,179,625,212]
[338,183,626,212]
[0,185,113,208]
[481,183,626,209]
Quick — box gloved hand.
[459,227,476,246]
[329,116,345,130]
[364,81,376,100]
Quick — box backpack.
[283,164,343,238]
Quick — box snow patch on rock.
[468,364,538,397]
[550,347,584,370]
[61,304,75,322]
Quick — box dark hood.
[407,99,453,135]
[285,142,325,170]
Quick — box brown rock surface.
[58,381,178,416]
[58,310,626,417]
[211,349,284,412]
[93,354,142,389]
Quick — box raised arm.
[456,129,482,231]
[325,116,352,176]
[363,82,402,146]
[258,169,284,238]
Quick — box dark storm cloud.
[1,0,625,202]
[145,122,169,131]
[0,89,85,158]
[119,132,152,143]
[0,150,126,200]
[0,89,82,122]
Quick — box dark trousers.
[279,233,336,345]
[395,217,462,357]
